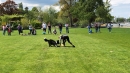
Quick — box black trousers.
[62,36,73,46]
[43,28,46,32]
[48,27,52,34]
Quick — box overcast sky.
[0,0,130,18]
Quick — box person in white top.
[65,24,69,33]
[42,22,47,34]
[28,24,32,34]
[107,22,112,33]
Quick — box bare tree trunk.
[69,0,73,27]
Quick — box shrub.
[79,20,89,28]
[31,20,42,29]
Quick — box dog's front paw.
[72,45,75,47]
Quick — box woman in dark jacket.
[17,24,22,35]
[59,23,62,34]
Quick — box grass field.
[0,27,130,73]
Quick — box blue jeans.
[88,28,91,33]
[59,28,62,34]
[66,27,69,33]
[108,28,112,32]
[3,30,6,35]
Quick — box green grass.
[0,27,130,73]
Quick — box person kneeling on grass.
[53,27,57,35]
[32,27,36,35]
[59,35,75,47]
[7,27,11,36]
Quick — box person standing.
[53,26,57,35]
[42,22,47,34]
[17,24,22,35]
[2,25,7,35]
[28,24,32,34]
[88,24,92,34]
[107,22,112,33]
[59,23,62,34]
[65,23,69,33]
[119,23,120,27]
[7,27,11,36]
[98,24,101,32]
[47,22,52,34]
[32,27,36,35]
[95,23,98,33]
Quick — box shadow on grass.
[45,46,75,48]
[61,46,75,48]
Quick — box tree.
[95,17,103,22]
[37,6,44,23]
[0,0,19,15]
[127,18,130,22]
[42,6,58,26]
[32,7,39,12]
[103,0,113,22]
[79,0,104,23]
[70,0,113,26]
[24,7,29,14]
[58,0,76,27]
[24,7,29,22]
[31,7,39,20]
[21,18,28,28]
[0,15,10,24]
[116,17,126,23]
[18,2,24,15]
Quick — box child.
[89,29,92,34]
[8,27,11,36]
[32,27,36,35]
[53,27,57,35]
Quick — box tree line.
[1,0,130,29]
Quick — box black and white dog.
[44,38,60,47]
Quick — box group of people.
[17,24,36,35]
[2,22,70,36]
[30,22,75,47]
[28,24,36,35]
[94,23,101,33]
[2,23,37,36]
[87,22,112,34]
[42,22,70,35]
[2,23,75,47]
[2,24,12,36]
[88,23,101,34]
